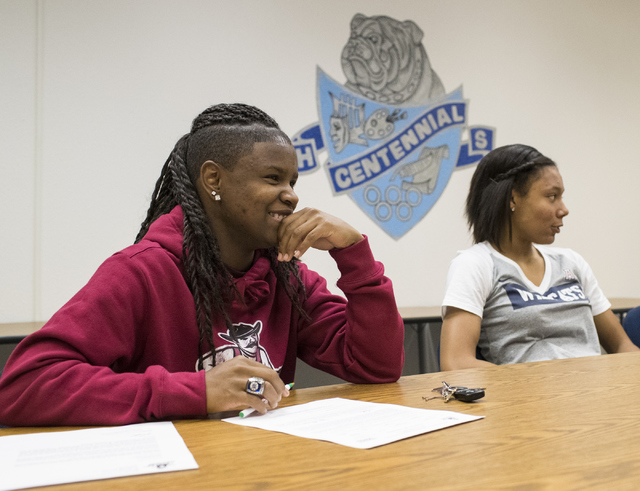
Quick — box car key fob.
[452,387,485,402]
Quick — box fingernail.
[277,253,282,262]
[294,250,301,258]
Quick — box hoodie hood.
[140,206,185,261]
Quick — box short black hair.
[466,144,556,250]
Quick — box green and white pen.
[239,383,294,418]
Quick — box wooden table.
[0,321,44,344]
[3,352,640,489]
[398,305,442,323]
[609,297,640,319]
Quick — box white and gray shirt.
[442,242,608,365]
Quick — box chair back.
[623,306,640,347]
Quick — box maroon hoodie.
[0,206,404,426]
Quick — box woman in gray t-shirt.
[440,144,638,370]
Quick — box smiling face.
[202,139,299,269]
[510,166,569,246]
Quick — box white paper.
[0,421,198,491]
[223,397,483,449]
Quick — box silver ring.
[246,377,265,396]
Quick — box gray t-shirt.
[442,242,609,364]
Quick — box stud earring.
[511,206,515,212]
[212,190,221,201]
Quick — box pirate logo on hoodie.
[198,320,281,372]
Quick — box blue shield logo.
[292,14,495,239]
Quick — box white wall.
[2,0,640,322]
[1,0,37,321]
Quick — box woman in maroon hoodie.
[0,103,404,426]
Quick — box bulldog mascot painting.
[341,14,445,106]
[293,14,495,239]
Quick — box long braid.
[168,137,235,370]
[491,161,540,184]
[137,103,309,370]
[135,147,178,243]
[265,250,310,322]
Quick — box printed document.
[0,421,198,491]
[223,397,483,449]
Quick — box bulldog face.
[341,14,426,103]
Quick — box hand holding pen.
[204,357,289,415]
[240,383,294,418]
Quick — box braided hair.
[465,144,556,250]
[136,103,308,370]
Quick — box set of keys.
[423,381,486,403]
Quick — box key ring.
[422,381,486,403]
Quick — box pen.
[239,383,294,418]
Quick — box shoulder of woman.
[447,244,494,284]
[452,242,494,266]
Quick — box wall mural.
[293,13,496,239]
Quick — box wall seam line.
[33,0,44,321]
